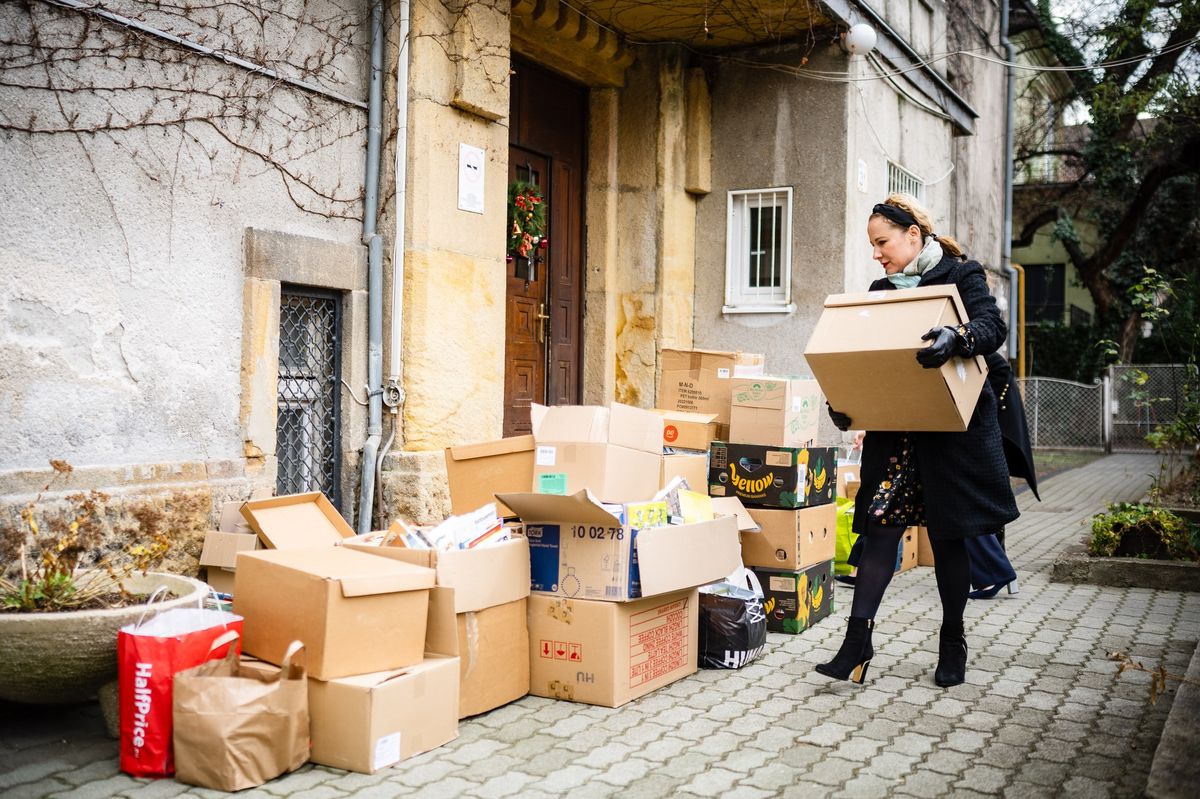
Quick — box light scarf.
[886,238,943,288]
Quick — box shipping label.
[628,596,689,688]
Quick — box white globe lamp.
[843,23,877,55]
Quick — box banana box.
[707,443,836,509]
[750,560,834,635]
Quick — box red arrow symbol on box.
[542,641,550,656]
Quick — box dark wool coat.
[984,351,1040,500]
[851,255,1020,540]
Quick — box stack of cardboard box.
[229,493,460,775]
[697,374,838,635]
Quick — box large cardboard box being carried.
[233,547,435,681]
[741,503,837,571]
[658,348,765,428]
[444,435,535,518]
[531,403,662,502]
[528,589,698,707]
[804,285,988,432]
[708,442,837,509]
[343,536,532,718]
[499,490,740,601]
[729,376,823,448]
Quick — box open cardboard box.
[804,285,988,431]
[443,435,535,517]
[239,492,356,549]
[233,547,435,681]
[531,403,663,502]
[528,588,698,707]
[729,376,823,448]
[658,348,765,426]
[499,490,740,602]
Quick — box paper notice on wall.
[627,595,689,688]
[457,143,485,214]
[372,733,401,771]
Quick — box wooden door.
[503,59,587,435]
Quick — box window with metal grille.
[277,286,342,506]
[724,187,795,313]
[887,162,926,202]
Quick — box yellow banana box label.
[707,443,836,509]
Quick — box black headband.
[872,203,921,231]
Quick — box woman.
[817,193,1019,687]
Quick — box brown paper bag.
[172,639,310,792]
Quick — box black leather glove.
[827,404,852,431]
[916,326,960,369]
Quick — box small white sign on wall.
[458,143,485,214]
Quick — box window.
[724,187,794,313]
[887,161,925,201]
[1023,263,1066,324]
[277,286,343,506]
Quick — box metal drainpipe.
[373,0,411,523]
[357,0,385,534]
[1001,0,1020,362]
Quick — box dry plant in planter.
[0,460,171,613]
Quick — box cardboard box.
[836,463,861,500]
[240,492,356,549]
[661,452,708,492]
[658,348,766,426]
[203,566,236,595]
[729,377,823,448]
[233,547,435,681]
[896,527,918,573]
[531,403,662,502]
[200,530,260,569]
[751,561,834,634]
[343,536,530,614]
[425,589,529,718]
[656,410,720,452]
[804,285,989,432]
[740,504,837,570]
[528,589,698,707]
[917,525,935,566]
[499,491,740,602]
[444,435,535,518]
[707,443,837,509]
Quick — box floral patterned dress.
[867,433,927,528]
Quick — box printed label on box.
[526,523,562,592]
[717,368,730,379]
[538,473,568,495]
[536,446,557,466]
[765,450,793,467]
[372,733,401,771]
[628,596,689,688]
[769,575,796,592]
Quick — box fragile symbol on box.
[568,643,582,662]
[554,641,569,660]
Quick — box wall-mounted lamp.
[841,23,878,56]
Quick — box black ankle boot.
[935,620,967,687]
[815,617,875,684]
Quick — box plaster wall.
[0,2,365,481]
[1013,223,1097,321]
[694,41,851,377]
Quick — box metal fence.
[1019,377,1105,450]
[1018,364,1195,452]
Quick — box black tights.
[850,523,970,627]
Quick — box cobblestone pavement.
[4,453,1198,799]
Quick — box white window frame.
[887,161,926,202]
[723,187,795,314]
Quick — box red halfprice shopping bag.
[118,603,242,778]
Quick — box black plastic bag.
[698,584,767,669]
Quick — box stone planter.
[0,571,209,705]
[1051,543,1200,593]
